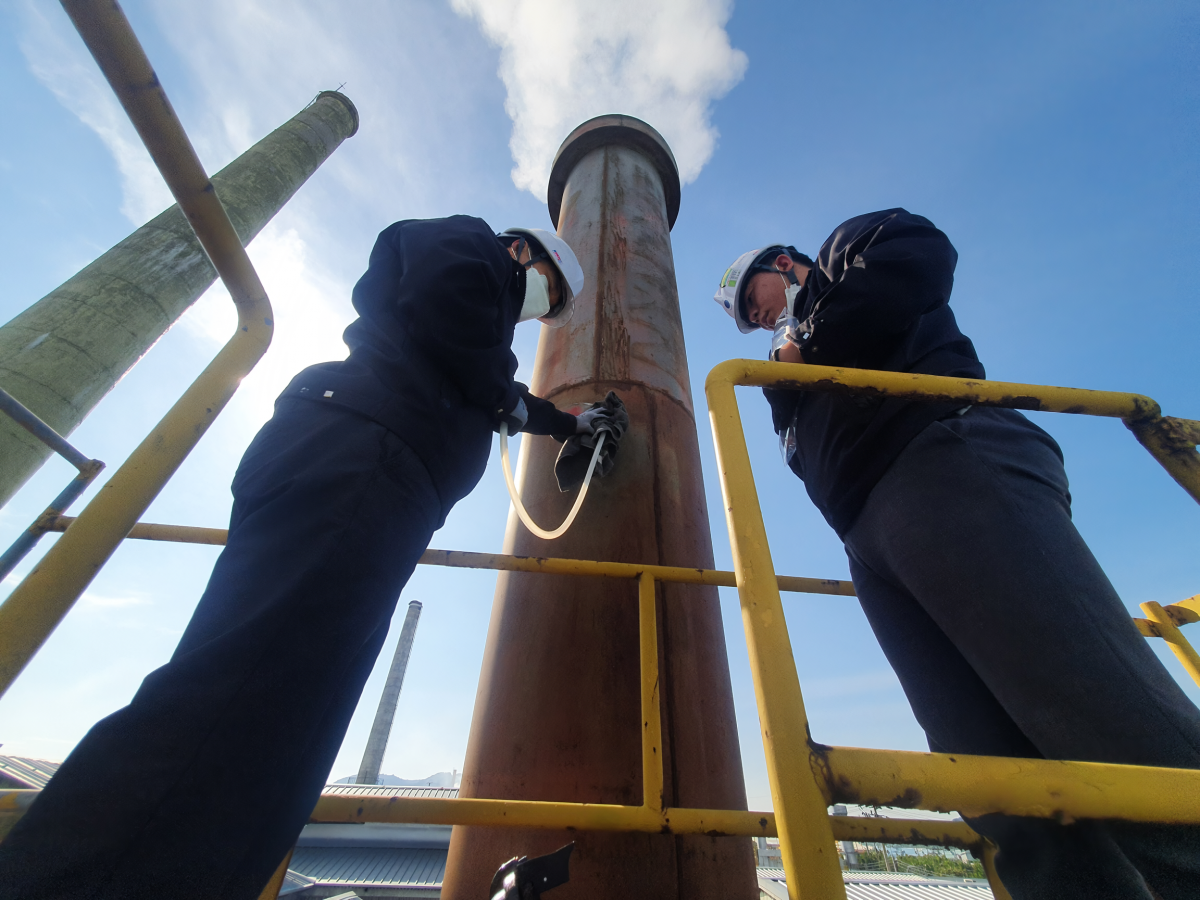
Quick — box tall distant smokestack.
[442,116,756,899]
[0,90,359,508]
[356,600,423,786]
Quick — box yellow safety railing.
[704,358,1200,900]
[9,515,1200,898]
[3,5,1200,900]
[0,543,999,892]
[1135,597,1200,686]
[0,0,274,698]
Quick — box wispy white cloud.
[451,0,747,199]
[135,0,512,417]
[145,0,501,230]
[17,1,173,225]
[79,591,150,610]
[803,670,905,700]
[17,0,480,429]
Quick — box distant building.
[754,836,782,868]
[0,755,61,790]
[281,785,455,898]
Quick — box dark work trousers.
[0,399,444,900]
[842,406,1200,900]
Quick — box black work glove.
[554,392,628,492]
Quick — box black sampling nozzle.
[488,842,574,900]
[555,391,629,492]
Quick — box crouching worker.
[715,208,1200,900]
[0,216,611,900]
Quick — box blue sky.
[0,0,1196,812]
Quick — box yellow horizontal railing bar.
[44,516,229,546]
[1164,595,1200,626]
[0,0,274,699]
[311,793,772,835]
[420,548,854,596]
[1135,618,1162,638]
[39,510,1200,663]
[708,358,1200,506]
[0,784,984,852]
[829,816,983,852]
[713,358,1160,420]
[818,746,1200,824]
[310,793,984,849]
[46,508,1197,666]
[41,516,857,596]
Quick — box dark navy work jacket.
[283,216,575,510]
[764,209,984,536]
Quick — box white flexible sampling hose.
[499,422,607,540]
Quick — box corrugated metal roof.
[834,804,966,824]
[758,868,994,899]
[761,870,931,882]
[758,874,789,899]
[288,846,446,887]
[277,868,316,896]
[848,874,946,883]
[842,882,994,899]
[319,784,460,799]
[0,756,60,789]
[297,823,451,848]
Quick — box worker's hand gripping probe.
[498,392,627,540]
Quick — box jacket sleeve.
[515,384,578,440]
[367,218,525,419]
[800,210,958,367]
[763,387,800,436]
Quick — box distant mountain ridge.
[333,770,457,788]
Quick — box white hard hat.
[501,227,585,327]
[714,245,788,333]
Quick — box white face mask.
[780,272,802,317]
[518,267,552,322]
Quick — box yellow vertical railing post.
[255,849,294,900]
[1141,602,1200,687]
[979,844,1014,900]
[638,572,664,811]
[705,366,845,900]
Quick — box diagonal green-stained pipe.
[0,89,358,508]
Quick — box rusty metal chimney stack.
[442,116,756,899]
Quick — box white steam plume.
[451,0,747,200]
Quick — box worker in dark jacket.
[0,216,610,900]
[715,209,1200,900]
